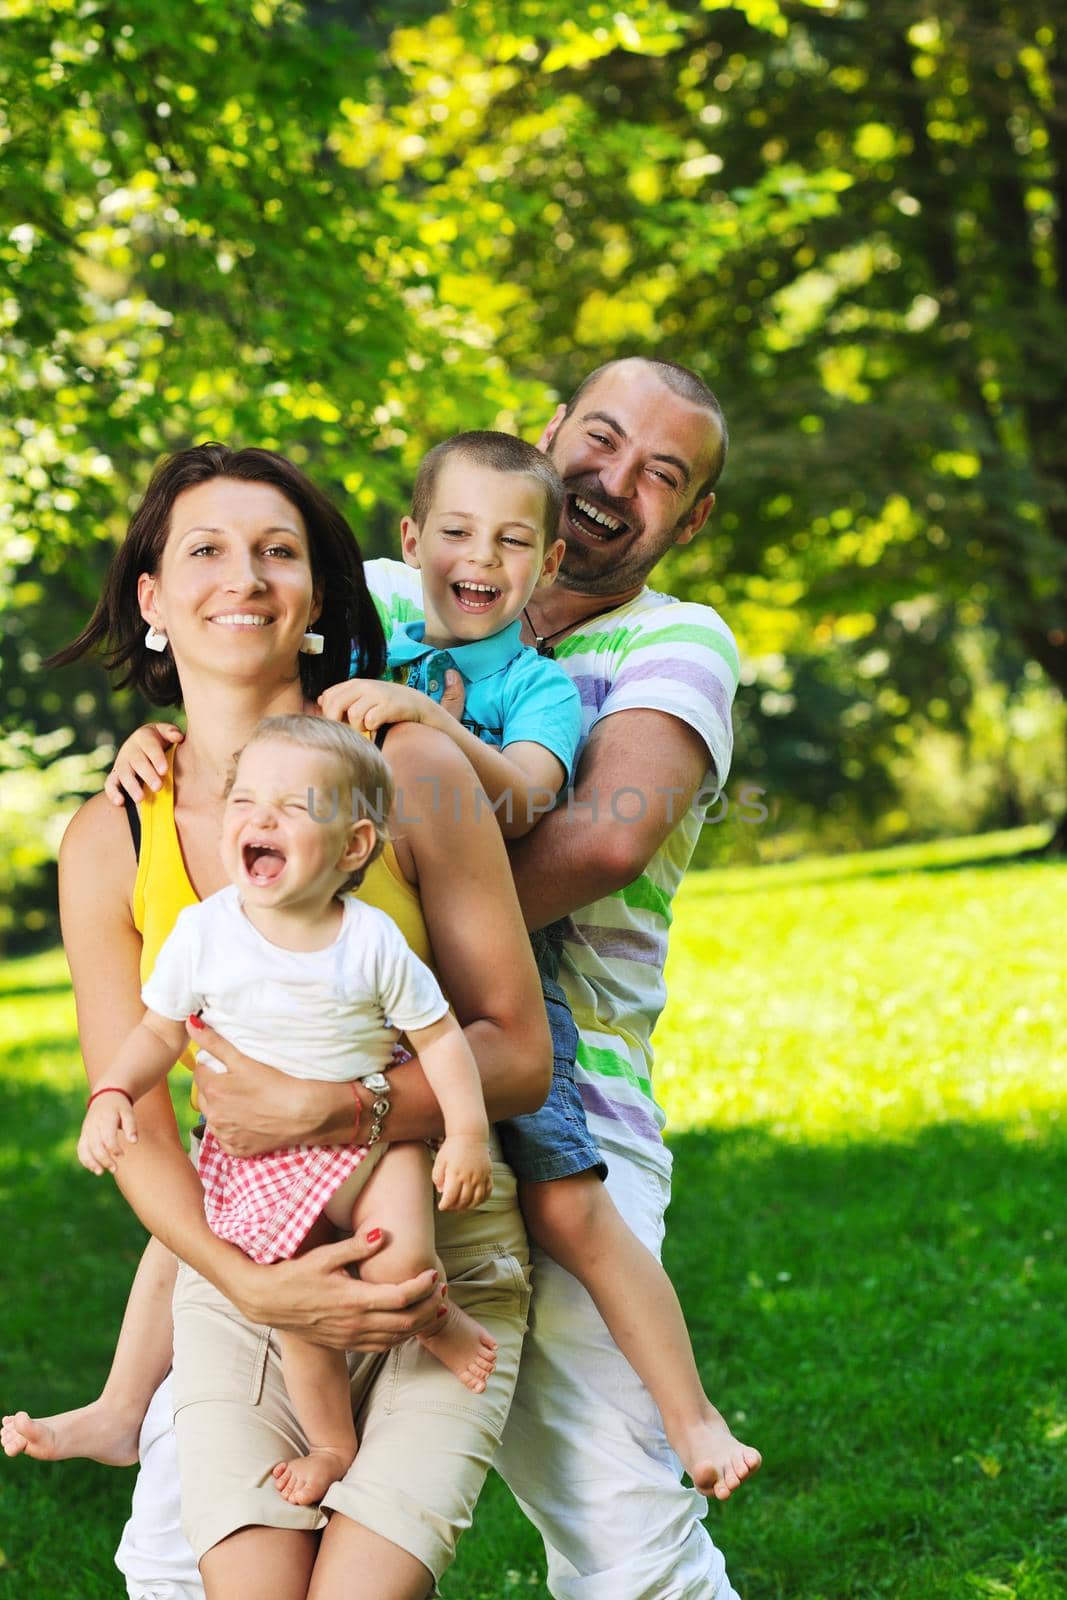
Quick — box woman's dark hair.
[48,444,385,705]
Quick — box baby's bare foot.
[1,1401,141,1467]
[271,1445,354,1506]
[674,1412,762,1501]
[418,1301,497,1393]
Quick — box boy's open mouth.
[451,582,502,612]
[242,841,286,885]
[567,494,627,542]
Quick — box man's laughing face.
[545,359,722,598]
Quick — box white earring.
[145,624,169,653]
[300,629,324,656]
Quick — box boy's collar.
[387,618,525,682]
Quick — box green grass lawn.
[2,830,1065,1598]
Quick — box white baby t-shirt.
[141,885,448,1083]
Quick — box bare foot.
[418,1301,497,1393]
[1,1400,142,1467]
[271,1445,354,1506]
[672,1410,762,1501]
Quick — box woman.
[46,445,549,1599]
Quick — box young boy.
[6,433,760,1504]
[321,431,761,1501]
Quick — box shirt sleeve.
[362,560,425,675]
[591,601,739,793]
[499,651,583,781]
[364,907,451,1033]
[140,904,204,1021]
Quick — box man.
[370,355,742,1598]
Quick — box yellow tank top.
[131,748,432,1097]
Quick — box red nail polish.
[188,1014,205,1031]
[437,1305,447,1318]
[430,1270,438,1283]
[365,1228,382,1243]
[439,1284,448,1297]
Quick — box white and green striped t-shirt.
[365,558,740,1180]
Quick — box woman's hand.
[239,1223,442,1350]
[432,1134,494,1212]
[104,722,184,805]
[189,1018,352,1155]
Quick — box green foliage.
[2,836,1065,1598]
[0,728,110,944]
[3,0,1066,932]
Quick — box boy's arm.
[319,677,565,838]
[406,1012,493,1212]
[104,722,184,804]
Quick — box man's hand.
[432,1134,494,1212]
[104,722,184,805]
[189,1018,347,1156]
[240,1223,443,1350]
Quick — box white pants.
[115,1374,203,1600]
[495,1152,740,1600]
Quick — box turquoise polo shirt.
[385,618,583,779]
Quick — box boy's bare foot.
[418,1301,497,1393]
[1,1400,141,1467]
[673,1410,762,1501]
[271,1445,354,1506]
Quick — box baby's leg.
[520,1174,761,1501]
[271,1330,357,1508]
[2,1233,175,1466]
[353,1142,497,1394]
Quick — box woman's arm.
[192,723,552,1154]
[59,794,440,1349]
[320,677,565,838]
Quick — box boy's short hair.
[237,715,393,893]
[410,431,564,544]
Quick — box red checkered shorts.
[197,1130,373,1264]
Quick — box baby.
[78,715,495,1507]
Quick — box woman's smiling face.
[137,477,321,684]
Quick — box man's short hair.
[411,431,564,542]
[563,358,728,499]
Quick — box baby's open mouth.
[243,842,286,885]
[452,582,502,612]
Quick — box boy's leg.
[348,1142,497,1392]
[495,1154,741,1600]
[2,1233,176,1466]
[519,1174,760,1502]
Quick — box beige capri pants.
[171,1143,530,1587]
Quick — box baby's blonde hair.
[236,714,393,892]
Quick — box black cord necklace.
[523,601,620,658]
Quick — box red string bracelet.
[87,1086,134,1108]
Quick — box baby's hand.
[104,722,184,806]
[319,678,442,734]
[432,1135,493,1212]
[78,1091,138,1175]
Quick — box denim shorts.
[497,976,607,1184]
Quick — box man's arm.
[508,709,711,930]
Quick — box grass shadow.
[3,1078,1065,1600]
